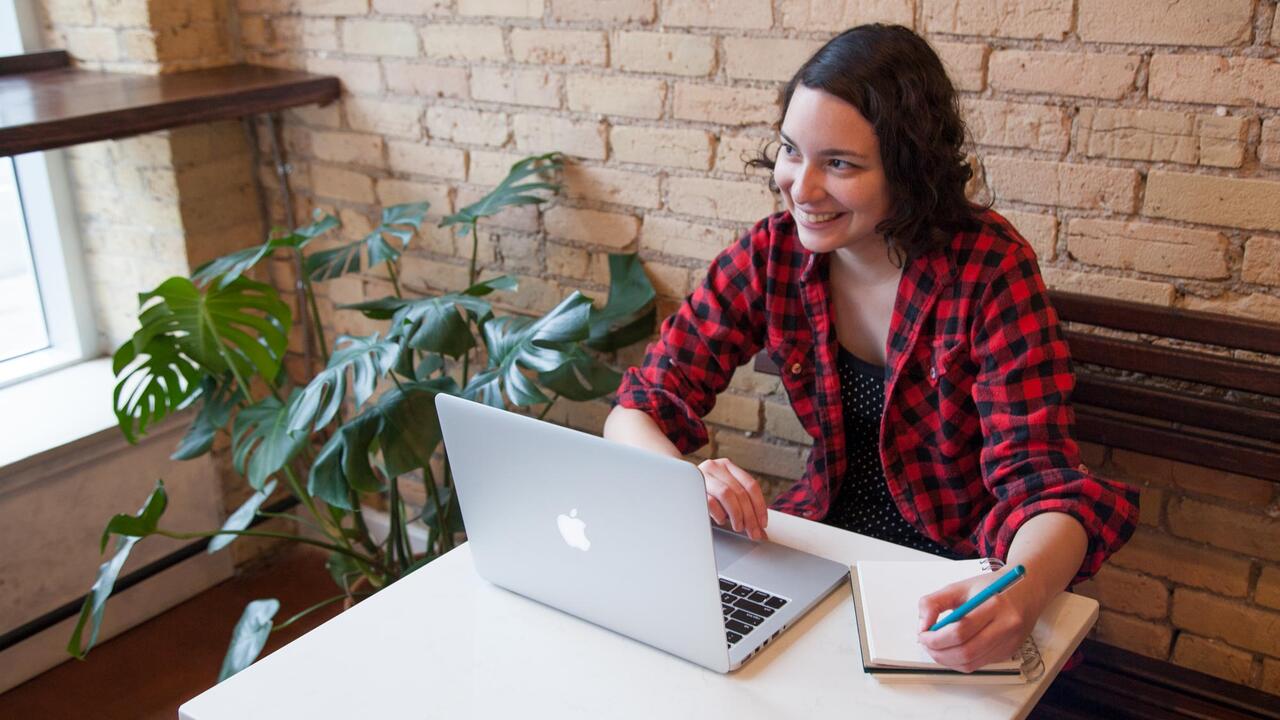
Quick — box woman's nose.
[789,162,824,205]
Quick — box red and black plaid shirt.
[617,209,1138,583]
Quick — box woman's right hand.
[698,457,769,541]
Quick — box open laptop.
[435,393,850,673]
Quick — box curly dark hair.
[751,24,981,260]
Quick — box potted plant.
[67,152,656,680]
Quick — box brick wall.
[230,0,1280,692]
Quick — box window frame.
[0,0,99,388]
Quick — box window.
[0,0,98,387]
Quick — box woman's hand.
[698,457,769,541]
[915,568,1044,672]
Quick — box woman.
[602,24,1138,672]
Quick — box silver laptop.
[436,393,850,673]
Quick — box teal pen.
[928,564,1027,632]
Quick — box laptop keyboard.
[718,577,789,646]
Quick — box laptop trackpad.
[711,528,756,572]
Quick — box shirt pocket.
[929,336,971,390]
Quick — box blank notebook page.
[855,559,1022,670]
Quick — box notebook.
[849,558,1044,684]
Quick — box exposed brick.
[1144,171,1280,232]
[660,0,772,29]
[513,114,607,159]
[984,157,1138,212]
[1168,496,1280,562]
[999,209,1056,262]
[990,51,1139,100]
[342,19,418,57]
[542,398,612,435]
[963,98,1067,153]
[1040,268,1175,307]
[1093,610,1172,659]
[667,177,776,222]
[933,41,988,92]
[1258,118,1280,168]
[1258,565,1280,610]
[43,0,92,25]
[510,29,607,66]
[419,24,506,62]
[1149,55,1280,108]
[611,126,712,169]
[384,62,469,99]
[1197,115,1249,168]
[673,84,778,126]
[311,165,375,204]
[777,0,913,29]
[1110,450,1275,506]
[309,131,383,168]
[729,363,782,396]
[613,31,716,77]
[299,0,368,14]
[641,215,732,261]
[1110,530,1252,597]
[468,150,534,186]
[714,433,807,480]
[1171,634,1255,686]
[345,97,422,139]
[1244,236,1280,286]
[455,186,541,233]
[566,75,666,119]
[399,255,470,294]
[923,0,1071,40]
[544,206,640,249]
[1078,0,1252,46]
[1066,219,1228,280]
[551,0,655,22]
[271,17,340,52]
[1263,658,1280,696]
[426,106,509,146]
[642,260,693,299]
[1075,107,1196,164]
[306,57,382,94]
[372,0,450,14]
[723,37,823,82]
[1172,588,1280,656]
[705,392,761,432]
[1075,565,1169,620]
[764,401,812,445]
[1182,292,1280,324]
[457,0,544,17]
[545,241,609,285]
[386,141,467,181]
[563,164,662,208]
[375,178,451,214]
[471,67,562,109]
[715,133,771,176]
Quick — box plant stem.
[467,219,480,287]
[537,394,560,421]
[156,528,381,569]
[255,510,327,535]
[270,594,353,632]
[282,466,347,549]
[421,465,447,557]
[300,269,331,368]
[386,260,403,299]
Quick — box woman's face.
[773,85,893,255]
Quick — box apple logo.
[557,508,590,551]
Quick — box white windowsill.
[0,356,118,471]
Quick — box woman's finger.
[718,458,769,536]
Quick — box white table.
[180,510,1097,720]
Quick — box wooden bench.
[754,290,1280,719]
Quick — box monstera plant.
[67,152,656,680]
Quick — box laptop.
[435,393,850,673]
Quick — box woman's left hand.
[915,568,1044,673]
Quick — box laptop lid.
[436,394,732,673]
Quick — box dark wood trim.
[1074,408,1280,483]
[1066,331,1280,396]
[1074,374,1280,444]
[1050,290,1280,356]
[0,63,339,157]
[0,50,70,76]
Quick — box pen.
[928,564,1026,632]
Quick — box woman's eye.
[828,158,854,170]
[780,142,797,156]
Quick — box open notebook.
[850,558,1044,684]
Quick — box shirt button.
[790,362,803,375]
[929,366,937,381]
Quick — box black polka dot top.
[821,345,956,558]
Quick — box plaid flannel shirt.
[616,209,1138,583]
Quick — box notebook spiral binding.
[981,558,1046,681]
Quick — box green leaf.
[191,211,339,290]
[465,292,593,407]
[440,153,562,234]
[171,376,243,460]
[307,379,457,509]
[289,334,401,434]
[586,253,657,352]
[68,481,168,659]
[305,202,429,282]
[232,392,308,492]
[112,336,204,444]
[538,346,623,401]
[421,484,465,537]
[217,599,279,683]
[326,551,363,592]
[351,292,494,360]
[208,479,277,553]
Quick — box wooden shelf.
[0,51,339,156]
